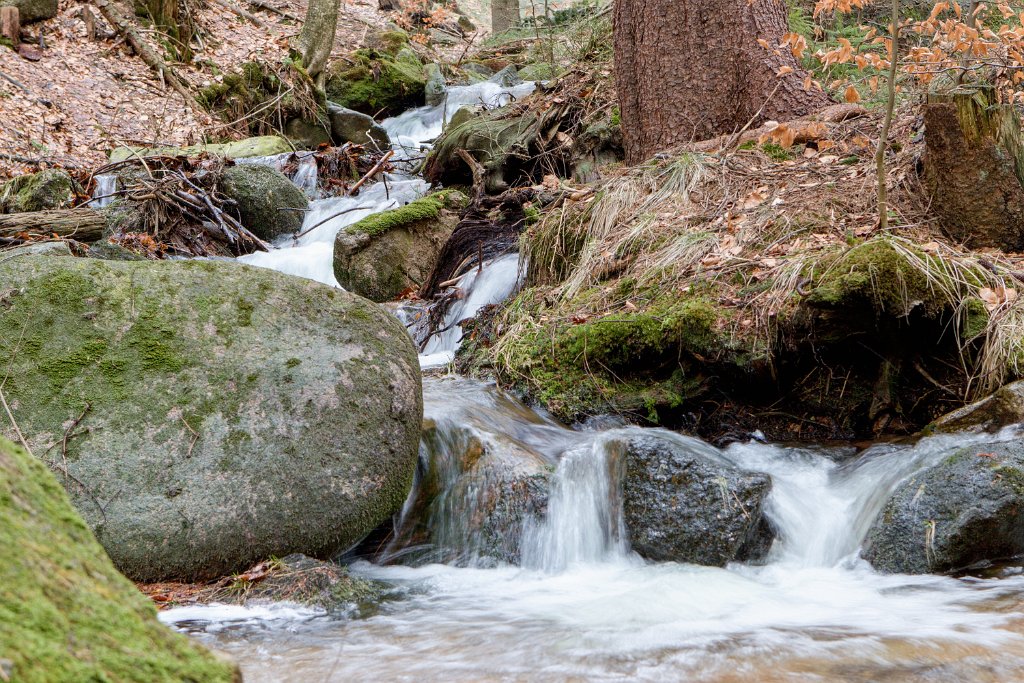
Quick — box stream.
[157,80,1024,681]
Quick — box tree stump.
[0,7,19,46]
[924,84,1024,251]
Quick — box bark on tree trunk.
[491,0,519,34]
[614,0,831,163]
[294,0,340,80]
[1,7,19,46]
[924,84,1024,251]
[0,208,108,242]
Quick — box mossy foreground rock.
[621,434,774,566]
[220,164,309,240]
[0,255,422,582]
[863,440,1024,574]
[0,169,75,213]
[333,190,466,301]
[0,437,240,682]
[930,380,1024,434]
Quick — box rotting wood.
[208,0,269,28]
[0,207,107,242]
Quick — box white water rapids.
[157,80,1024,681]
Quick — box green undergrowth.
[325,46,426,117]
[0,437,238,682]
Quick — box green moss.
[325,49,426,117]
[0,437,239,682]
[963,297,989,339]
[808,239,951,317]
[345,192,448,237]
[761,142,794,161]
[0,169,75,213]
[286,357,302,368]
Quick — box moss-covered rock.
[220,164,309,240]
[929,380,1024,434]
[109,136,293,163]
[0,255,422,582]
[0,0,56,23]
[324,48,427,117]
[425,62,446,106]
[863,439,1024,573]
[285,117,333,149]
[425,107,541,193]
[518,62,560,82]
[0,437,241,682]
[0,169,75,213]
[333,190,467,301]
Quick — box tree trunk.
[0,208,108,242]
[614,0,831,163]
[1,7,19,46]
[135,0,193,61]
[491,0,518,34]
[294,0,340,80]
[924,84,1024,251]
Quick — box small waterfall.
[236,152,319,197]
[89,174,118,208]
[419,254,522,369]
[521,435,627,572]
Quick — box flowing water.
[157,80,1024,681]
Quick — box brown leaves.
[979,285,1019,311]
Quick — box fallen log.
[0,207,107,242]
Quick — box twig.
[60,403,92,485]
[208,0,269,27]
[0,385,33,458]
[292,204,380,241]
[180,416,199,458]
[347,150,394,196]
[0,69,29,93]
[247,0,300,21]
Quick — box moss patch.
[325,48,426,117]
[0,437,239,682]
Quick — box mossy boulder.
[620,434,774,566]
[929,380,1024,434]
[424,107,541,192]
[863,440,1024,573]
[333,190,467,301]
[109,136,292,163]
[325,48,427,117]
[0,255,422,581]
[518,62,560,82]
[284,117,333,149]
[0,437,241,682]
[0,0,56,23]
[220,164,309,241]
[0,169,76,213]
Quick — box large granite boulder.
[0,255,422,581]
[863,439,1024,574]
[326,102,392,150]
[621,433,774,566]
[0,437,240,681]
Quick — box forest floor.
[0,0,390,177]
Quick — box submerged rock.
[333,189,467,301]
[863,440,1024,574]
[621,434,774,566]
[929,380,1024,434]
[220,163,309,240]
[0,169,75,213]
[0,255,422,582]
[414,421,552,565]
[326,102,392,150]
[0,437,240,682]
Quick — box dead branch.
[208,0,269,27]
[348,149,394,196]
[0,208,107,241]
